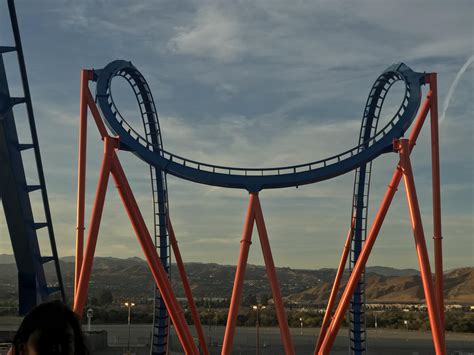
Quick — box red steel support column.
[168,217,210,355]
[221,193,256,354]
[86,89,109,139]
[73,136,114,315]
[254,195,295,355]
[315,218,355,353]
[397,139,446,354]
[110,155,198,354]
[318,92,433,354]
[395,139,446,354]
[75,70,93,297]
[427,73,445,328]
[319,166,400,353]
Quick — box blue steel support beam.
[0,55,48,314]
[0,0,66,313]
[7,0,65,304]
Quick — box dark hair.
[13,301,89,355]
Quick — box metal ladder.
[0,0,65,314]
[349,164,371,354]
[348,73,396,354]
[127,71,172,354]
[150,165,171,355]
[113,67,172,354]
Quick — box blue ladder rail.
[128,68,171,354]
[347,66,399,354]
[0,0,66,313]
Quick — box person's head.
[12,301,88,355]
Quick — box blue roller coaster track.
[94,61,423,192]
[90,60,425,354]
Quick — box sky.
[0,0,472,270]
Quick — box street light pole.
[256,307,259,355]
[208,299,212,346]
[252,304,266,355]
[86,308,93,332]
[124,301,135,350]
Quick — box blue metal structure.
[348,69,402,353]
[0,0,65,314]
[116,68,172,354]
[104,67,172,353]
[90,60,424,353]
[95,61,423,192]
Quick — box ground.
[1,318,473,354]
[88,324,474,354]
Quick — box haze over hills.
[0,255,472,304]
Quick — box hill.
[0,256,472,304]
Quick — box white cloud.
[168,5,245,62]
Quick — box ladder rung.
[350,329,366,334]
[10,97,26,106]
[41,256,55,264]
[26,184,42,193]
[34,222,48,230]
[0,46,16,53]
[17,143,34,151]
[47,286,61,294]
[153,343,168,347]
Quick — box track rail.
[94,61,424,192]
[347,65,398,353]
[111,71,171,353]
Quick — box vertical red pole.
[75,70,92,297]
[168,217,210,355]
[253,195,295,355]
[397,138,446,354]
[73,136,114,316]
[221,193,256,354]
[318,92,433,354]
[427,73,445,329]
[315,218,354,353]
[110,155,198,354]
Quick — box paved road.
[93,324,474,354]
[1,318,473,354]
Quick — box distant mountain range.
[0,255,472,304]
